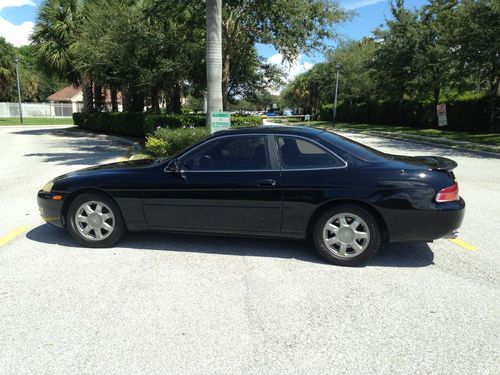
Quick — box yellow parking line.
[0,225,31,247]
[448,238,479,251]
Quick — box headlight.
[42,181,54,193]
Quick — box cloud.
[342,0,385,10]
[0,16,34,46]
[268,53,314,82]
[0,0,36,12]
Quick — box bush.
[145,127,210,157]
[231,114,263,127]
[144,113,206,132]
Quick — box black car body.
[38,126,465,265]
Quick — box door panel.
[143,171,282,233]
[142,134,283,235]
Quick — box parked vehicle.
[38,126,465,266]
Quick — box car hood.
[53,158,164,181]
[388,155,458,171]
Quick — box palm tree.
[31,0,93,112]
[206,0,224,126]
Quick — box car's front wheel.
[312,205,381,266]
[67,192,125,247]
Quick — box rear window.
[277,136,345,169]
[318,131,389,163]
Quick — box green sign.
[210,111,231,134]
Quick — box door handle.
[256,179,277,187]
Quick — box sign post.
[437,104,447,129]
[210,111,231,134]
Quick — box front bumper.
[37,190,65,228]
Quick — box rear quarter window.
[318,131,389,164]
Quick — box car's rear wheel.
[312,205,381,266]
[67,192,125,247]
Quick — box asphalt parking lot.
[0,126,498,374]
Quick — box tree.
[206,0,224,125]
[73,0,151,112]
[413,0,456,105]
[450,0,500,128]
[31,0,93,111]
[323,39,378,104]
[220,0,347,109]
[372,0,420,106]
[226,47,285,104]
[0,38,16,101]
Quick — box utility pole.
[15,57,23,125]
[332,63,340,127]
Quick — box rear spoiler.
[418,156,458,171]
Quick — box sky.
[0,0,427,82]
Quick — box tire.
[67,192,125,248]
[312,204,381,266]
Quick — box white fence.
[0,102,84,118]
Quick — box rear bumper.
[37,190,65,228]
[381,198,465,243]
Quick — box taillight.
[436,182,459,203]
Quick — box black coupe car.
[38,126,465,266]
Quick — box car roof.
[211,125,324,137]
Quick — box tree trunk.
[151,88,160,114]
[82,79,94,113]
[433,87,441,128]
[166,82,182,113]
[111,86,118,112]
[122,84,131,112]
[433,87,440,106]
[94,85,103,112]
[206,0,223,126]
[130,90,144,112]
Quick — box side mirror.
[167,159,182,173]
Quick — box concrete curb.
[48,126,144,161]
[103,134,144,160]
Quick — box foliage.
[319,97,495,132]
[230,115,263,127]
[283,0,500,132]
[146,128,210,157]
[31,0,83,84]
[0,37,16,101]
[145,114,207,130]
[74,112,263,138]
[144,114,263,157]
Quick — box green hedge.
[73,112,263,137]
[319,97,496,132]
[73,112,147,137]
[145,127,210,157]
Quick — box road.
[0,126,498,374]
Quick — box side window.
[181,135,271,171]
[277,136,344,169]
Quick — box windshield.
[317,131,390,163]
